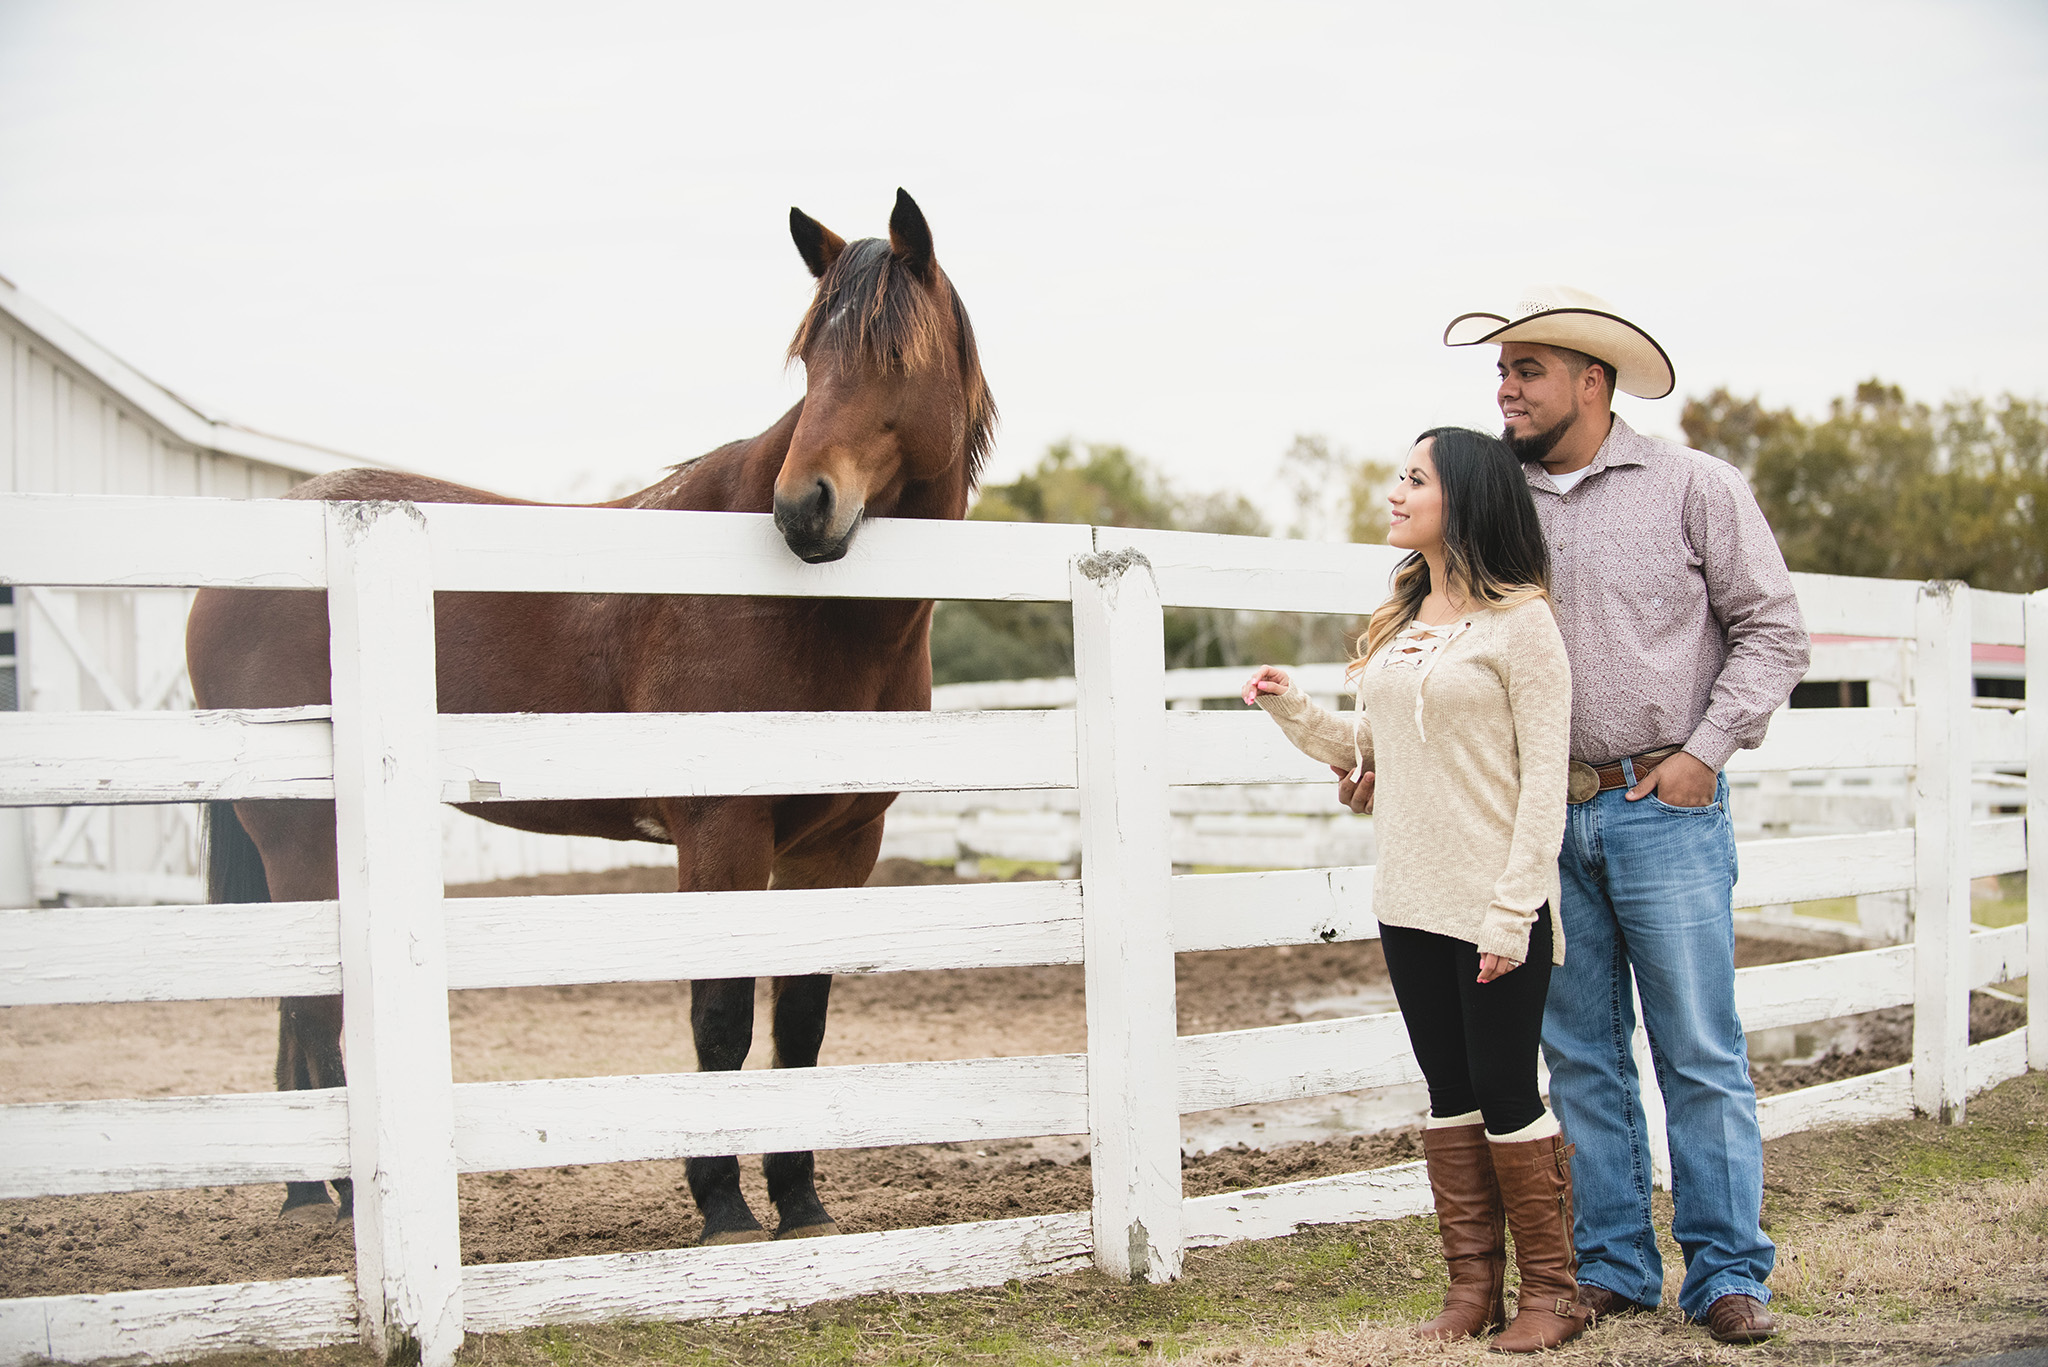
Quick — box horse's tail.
[204,801,270,903]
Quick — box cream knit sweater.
[1256,596,1572,965]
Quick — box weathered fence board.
[1732,830,1912,905]
[1177,1013,1418,1112]
[423,502,1092,601]
[0,707,333,805]
[1975,707,2026,766]
[458,1212,1095,1333]
[1786,572,1917,639]
[0,1278,357,1367]
[0,1092,349,1198]
[0,901,338,1004]
[452,1055,1089,1172]
[1968,1030,2029,1095]
[437,709,1076,801]
[1095,527,1403,615]
[1734,946,1913,1033]
[0,497,2024,639]
[1971,585,2027,647]
[0,494,327,590]
[1182,1161,1433,1248]
[1974,817,2027,879]
[1169,866,1378,952]
[1164,706,1920,788]
[1726,707,1917,771]
[1972,925,2028,989]
[1756,1063,1912,1140]
[445,880,1085,988]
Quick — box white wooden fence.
[0,492,2041,1367]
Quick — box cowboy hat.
[1444,284,1675,400]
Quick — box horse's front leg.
[763,973,835,1237]
[686,974,765,1243]
[758,807,885,1240]
[671,796,778,1245]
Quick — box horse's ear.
[888,188,935,282]
[790,208,846,279]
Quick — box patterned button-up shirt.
[1525,414,1809,769]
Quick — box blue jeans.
[1541,767,1774,1319]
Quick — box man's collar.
[1524,412,1647,491]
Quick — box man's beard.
[1504,407,1577,464]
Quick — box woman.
[1241,427,1582,1352]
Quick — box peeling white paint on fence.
[0,1091,349,1198]
[1184,1161,1433,1247]
[452,1056,1090,1172]
[0,494,2037,1367]
[457,1213,1096,1333]
[0,1278,358,1365]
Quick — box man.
[1373,285,1805,1344]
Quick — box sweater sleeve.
[1255,680,1371,773]
[1476,603,1573,964]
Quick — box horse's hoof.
[697,1228,772,1246]
[280,1201,337,1227]
[775,1221,840,1240]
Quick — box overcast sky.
[2,1,2044,518]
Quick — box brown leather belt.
[1567,745,1682,804]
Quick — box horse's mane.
[786,238,997,483]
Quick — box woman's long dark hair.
[1351,426,1551,674]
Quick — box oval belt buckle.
[1566,761,1601,805]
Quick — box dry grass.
[1773,1168,2048,1316]
[177,1073,2048,1367]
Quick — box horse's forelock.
[788,238,996,483]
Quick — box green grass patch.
[1974,872,2029,929]
[1793,895,1862,924]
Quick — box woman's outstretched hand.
[1240,665,1292,706]
[1476,953,1520,984]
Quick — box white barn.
[0,274,373,907]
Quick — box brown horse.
[185,189,995,1243]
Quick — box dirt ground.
[0,859,2027,1300]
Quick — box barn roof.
[0,271,384,480]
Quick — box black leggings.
[1378,907,1553,1135]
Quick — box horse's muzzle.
[774,479,860,564]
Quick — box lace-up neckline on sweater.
[1375,618,1473,743]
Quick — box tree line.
[933,383,2047,685]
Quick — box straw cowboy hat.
[1444,284,1675,400]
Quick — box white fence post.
[326,502,465,1365]
[1911,580,1972,1123]
[2028,589,2046,1073]
[1070,548,1183,1283]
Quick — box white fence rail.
[0,492,2040,1367]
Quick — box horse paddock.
[5,857,1995,1306]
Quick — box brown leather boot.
[1489,1132,1591,1353]
[1412,1123,1507,1340]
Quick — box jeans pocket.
[1646,793,1719,814]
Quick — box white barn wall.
[0,281,369,909]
